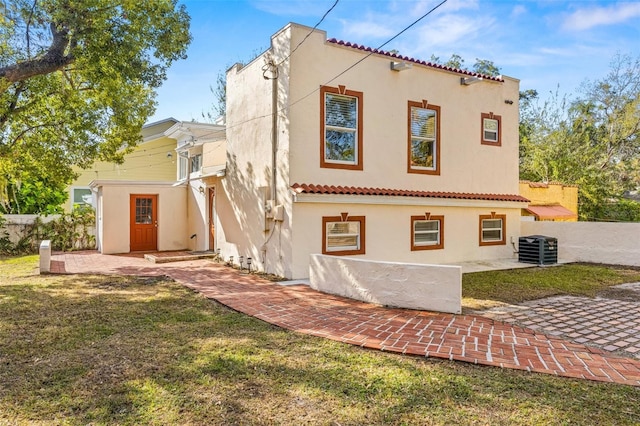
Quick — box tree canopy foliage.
[520,54,640,220]
[429,53,501,76]
[0,0,191,213]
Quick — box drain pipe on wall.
[261,58,279,270]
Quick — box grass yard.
[462,263,640,311]
[1,256,640,425]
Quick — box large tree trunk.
[0,23,73,85]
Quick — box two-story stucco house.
[91,22,528,280]
[206,22,528,279]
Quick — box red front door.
[130,194,158,251]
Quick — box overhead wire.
[157,0,448,142]
[276,0,340,67]
[285,0,448,111]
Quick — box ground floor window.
[479,213,506,246]
[71,187,93,209]
[411,214,444,250]
[322,214,365,255]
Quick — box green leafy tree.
[443,54,464,69]
[430,54,500,77]
[519,54,640,220]
[0,0,191,213]
[472,58,500,76]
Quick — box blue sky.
[149,0,640,123]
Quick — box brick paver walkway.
[50,251,640,387]
[480,291,640,359]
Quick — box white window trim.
[483,118,499,143]
[325,221,360,252]
[481,218,503,242]
[413,219,440,246]
[178,154,188,181]
[70,186,93,210]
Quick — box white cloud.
[338,0,481,41]
[341,19,396,39]
[251,0,335,17]
[413,13,495,52]
[510,4,526,18]
[562,2,640,31]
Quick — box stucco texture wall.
[291,201,521,279]
[310,254,462,314]
[96,183,187,254]
[521,221,640,267]
[285,25,520,196]
[222,23,523,279]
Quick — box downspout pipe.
[270,63,278,203]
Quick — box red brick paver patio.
[50,251,640,387]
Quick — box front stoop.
[144,251,219,264]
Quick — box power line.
[286,0,448,111]
[175,0,448,141]
[276,0,340,67]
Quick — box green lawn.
[462,263,640,310]
[1,256,639,425]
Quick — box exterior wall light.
[460,76,483,85]
[390,61,412,72]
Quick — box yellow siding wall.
[67,136,177,211]
[519,181,578,221]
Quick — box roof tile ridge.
[326,38,503,82]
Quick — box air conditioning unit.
[518,235,558,265]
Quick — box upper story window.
[481,112,502,146]
[322,213,365,255]
[408,100,440,175]
[479,213,506,246]
[411,214,444,251]
[320,85,363,170]
[190,153,202,174]
[178,154,188,180]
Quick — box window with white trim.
[71,187,93,209]
[178,154,188,180]
[191,153,202,173]
[479,213,506,246]
[322,215,365,255]
[321,86,363,170]
[481,112,502,146]
[411,215,444,250]
[408,100,440,175]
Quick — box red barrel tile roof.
[291,183,529,202]
[327,38,504,83]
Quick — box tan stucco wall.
[285,25,520,195]
[291,200,522,279]
[95,182,188,254]
[224,23,522,279]
[185,181,209,251]
[310,254,462,314]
